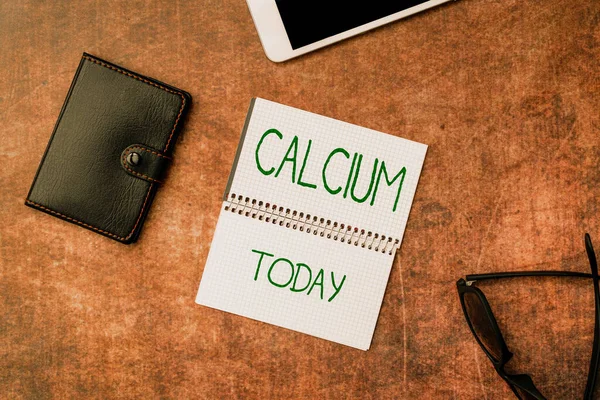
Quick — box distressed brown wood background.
[1,0,599,398]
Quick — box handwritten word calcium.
[255,129,407,212]
[252,249,346,302]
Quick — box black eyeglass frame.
[456,234,600,400]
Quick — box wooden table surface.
[1,0,599,398]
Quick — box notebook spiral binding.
[224,193,400,255]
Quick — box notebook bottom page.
[196,205,394,350]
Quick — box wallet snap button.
[126,152,141,166]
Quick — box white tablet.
[246,0,454,62]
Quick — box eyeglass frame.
[456,234,600,400]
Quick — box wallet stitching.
[82,55,186,151]
[26,183,153,241]
[28,55,187,242]
[128,145,173,160]
[121,147,166,184]
[82,54,186,239]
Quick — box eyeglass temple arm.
[466,270,593,282]
[584,233,600,400]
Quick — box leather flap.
[121,144,172,183]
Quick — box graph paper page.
[226,98,427,242]
[196,206,393,350]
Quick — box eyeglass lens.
[463,291,504,362]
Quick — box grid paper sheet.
[196,98,427,350]
[197,208,392,350]
[227,98,427,242]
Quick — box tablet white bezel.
[246,0,453,62]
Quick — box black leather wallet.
[25,53,191,243]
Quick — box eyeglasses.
[457,234,600,400]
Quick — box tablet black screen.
[275,1,431,50]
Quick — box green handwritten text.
[251,249,346,302]
[255,129,407,212]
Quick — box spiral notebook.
[196,98,427,350]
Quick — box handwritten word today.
[251,249,346,302]
[254,128,407,212]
